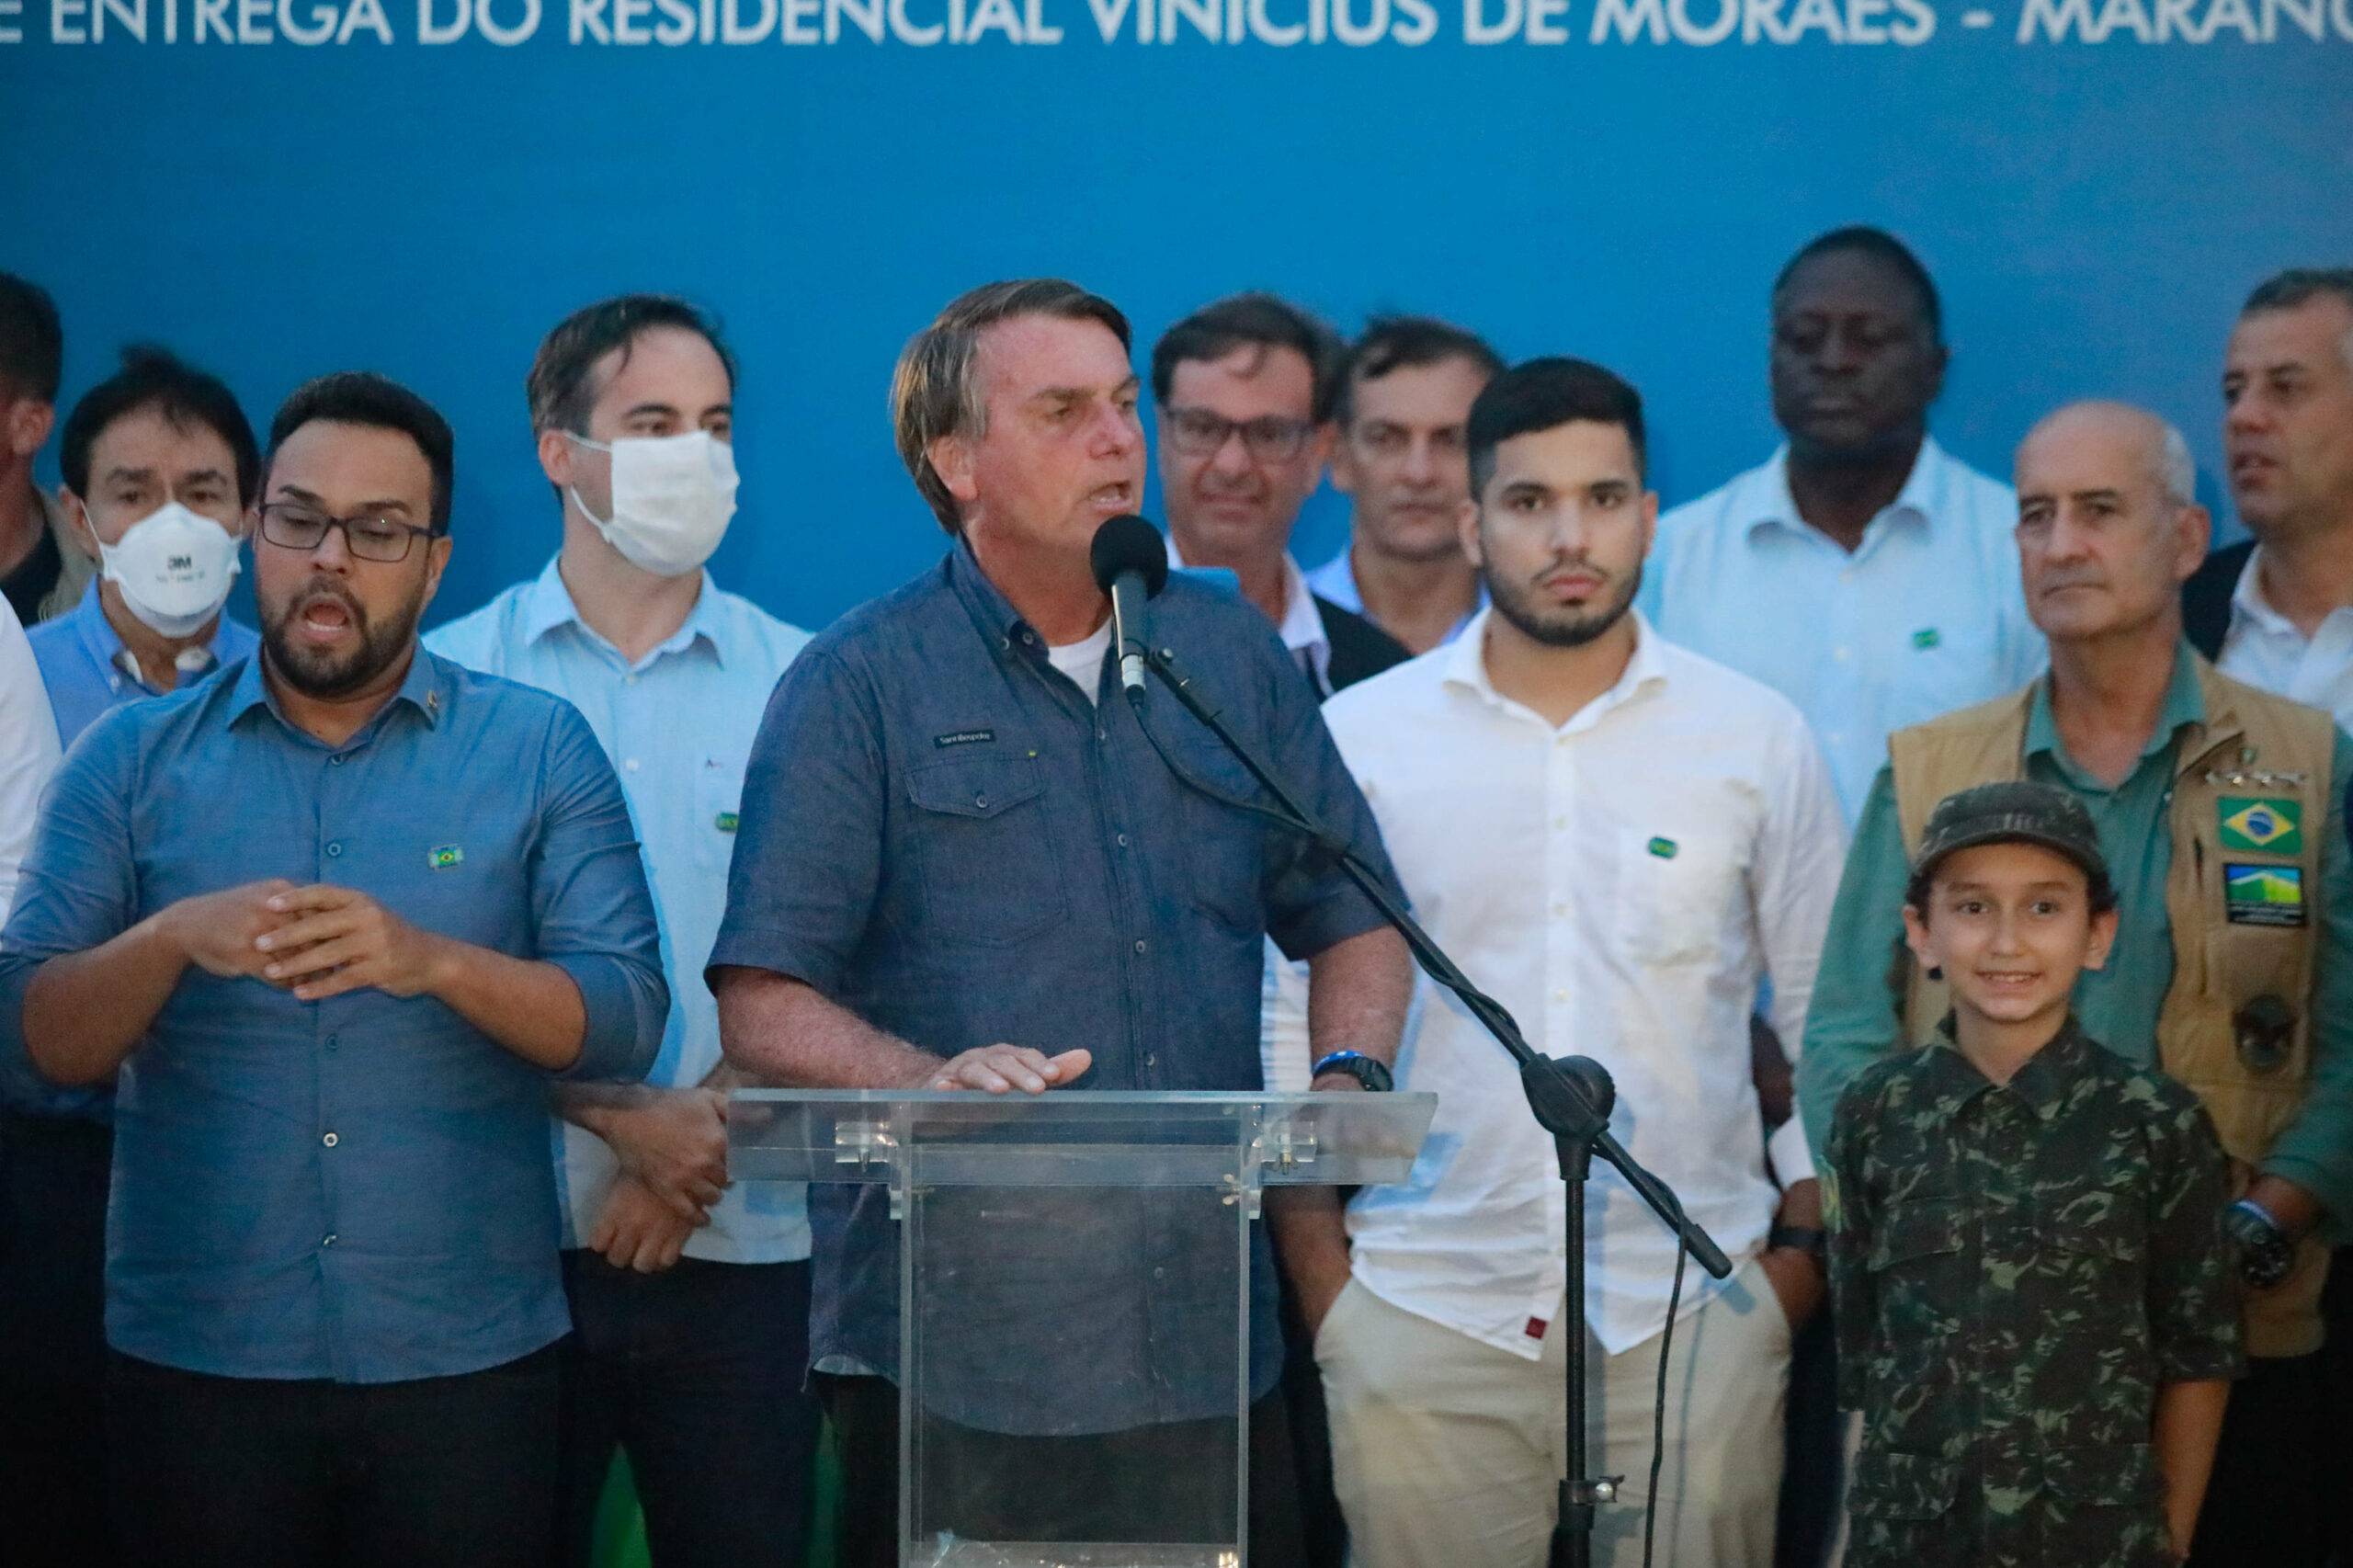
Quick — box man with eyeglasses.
[1154,293,1409,700]
[1,346,260,1568]
[0,370,667,1567]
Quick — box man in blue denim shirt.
[0,372,667,1568]
[710,279,1414,1568]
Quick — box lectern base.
[913,1537,1241,1568]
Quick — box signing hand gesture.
[252,884,449,1003]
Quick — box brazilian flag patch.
[427,844,464,870]
[2224,863,2305,927]
[1646,836,1678,859]
[715,812,740,834]
[2219,797,2302,855]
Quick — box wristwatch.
[1310,1050,1394,1093]
[2223,1199,2296,1290]
[1768,1224,1828,1271]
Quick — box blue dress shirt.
[710,542,1398,1434]
[427,558,813,1265]
[28,579,260,752]
[0,649,667,1382]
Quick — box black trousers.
[818,1373,1308,1568]
[0,1110,114,1568]
[556,1252,821,1568]
[2189,1348,2333,1568]
[107,1344,561,1568]
[1774,1301,1842,1568]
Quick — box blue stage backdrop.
[3,9,2348,632]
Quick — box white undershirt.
[1046,619,1114,705]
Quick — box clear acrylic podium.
[731,1089,1435,1568]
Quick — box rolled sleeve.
[1797,766,1913,1162]
[2259,733,2353,1230]
[708,648,887,995]
[529,704,666,1083]
[1257,646,1401,962]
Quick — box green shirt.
[1799,643,2353,1230]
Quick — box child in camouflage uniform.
[1824,781,2241,1567]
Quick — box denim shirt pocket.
[903,755,1069,947]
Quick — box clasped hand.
[167,879,445,1003]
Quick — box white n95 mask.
[567,429,741,579]
[94,500,243,638]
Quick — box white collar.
[1440,605,1670,732]
[1165,533,1332,681]
[1745,436,1947,543]
[2229,545,2303,639]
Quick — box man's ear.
[4,399,54,462]
[537,426,574,489]
[2082,906,2120,972]
[930,434,979,510]
[1457,498,1483,570]
[60,489,102,560]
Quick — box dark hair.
[1904,856,2120,919]
[1771,225,1944,344]
[892,278,1132,533]
[1151,292,1345,425]
[1337,315,1503,428]
[2243,267,2353,322]
[527,293,737,436]
[1466,357,1647,495]
[61,345,261,506]
[0,271,63,405]
[266,371,456,534]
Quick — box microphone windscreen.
[1090,515,1171,598]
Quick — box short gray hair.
[2243,267,2353,378]
[2157,421,2197,506]
[890,278,1131,534]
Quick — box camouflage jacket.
[1824,1016,2241,1568]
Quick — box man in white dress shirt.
[1284,357,1847,1568]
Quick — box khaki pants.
[1316,1258,1791,1568]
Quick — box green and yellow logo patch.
[715,812,740,835]
[1646,836,1678,859]
[2219,797,2302,855]
[427,844,464,870]
[2224,863,2305,927]
[1911,628,1941,650]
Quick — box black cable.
[1643,1194,1690,1568]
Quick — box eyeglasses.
[1161,405,1317,463]
[258,503,438,563]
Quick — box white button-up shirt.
[1295,609,1847,1358]
[0,597,62,920]
[1640,437,2045,823]
[2217,546,2353,733]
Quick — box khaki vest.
[1887,655,2336,1358]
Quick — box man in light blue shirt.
[426,294,818,1568]
[1641,227,2043,826]
[0,370,667,1568]
[28,347,262,752]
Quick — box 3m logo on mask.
[167,553,194,571]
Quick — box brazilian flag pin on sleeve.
[428,844,464,870]
[2219,797,2302,856]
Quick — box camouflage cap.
[1912,780,2112,895]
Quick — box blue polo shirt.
[0,648,668,1382]
[710,542,1398,1434]
[28,579,260,752]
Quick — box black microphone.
[1089,515,1169,705]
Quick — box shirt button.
[322,1131,339,1148]
[324,1036,338,1054]
[1552,815,1567,830]
[325,842,343,858]
[1145,1053,1157,1068]
[1833,646,1851,662]
[329,755,345,767]
[1552,902,1567,917]
[1116,833,1130,847]
[1552,988,1568,1002]
[624,758,641,773]
[322,1233,337,1248]
[624,674,638,686]
[1134,938,1148,954]
[974,794,989,809]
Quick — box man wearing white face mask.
[426,295,817,1568]
[28,347,262,748]
[6,346,260,1566]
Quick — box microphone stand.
[1137,640,1732,1568]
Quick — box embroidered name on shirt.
[935,729,995,749]
[2224,863,2305,927]
[427,845,464,870]
[2219,797,2302,856]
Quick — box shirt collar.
[519,554,727,670]
[227,642,448,743]
[1745,437,1946,543]
[1165,533,1332,686]
[1927,1012,2091,1121]
[71,578,235,694]
[2023,640,2206,776]
[2227,546,2303,641]
[1441,605,1671,728]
